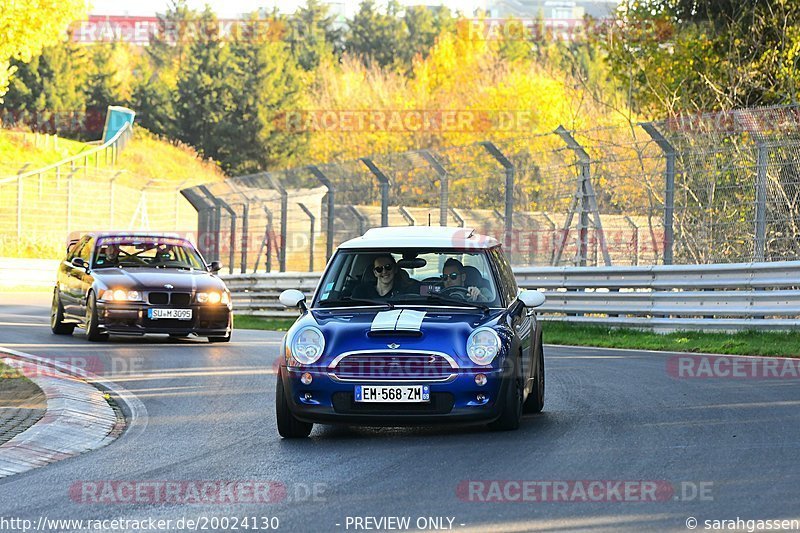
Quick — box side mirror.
[209,261,222,272]
[71,257,88,270]
[518,289,546,308]
[279,289,307,310]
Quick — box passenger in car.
[352,254,415,299]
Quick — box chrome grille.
[330,351,457,382]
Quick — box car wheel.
[523,332,545,414]
[50,290,75,335]
[276,368,313,438]
[85,292,109,342]
[488,355,523,431]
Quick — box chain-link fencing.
[174,105,800,272]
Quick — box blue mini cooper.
[276,227,546,438]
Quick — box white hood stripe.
[370,309,426,332]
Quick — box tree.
[346,0,406,69]
[0,0,85,101]
[287,0,343,71]
[3,37,89,133]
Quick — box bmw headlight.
[197,291,230,304]
[466,327,501,366]
[289,326,325,365]
[101,289,141,302]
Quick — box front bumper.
[97,302,232,336]
[280,364,510,426]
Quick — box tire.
[208,314,232,343]
[208,332,231,343]
[523,333,545,414]
[276,369,313,438]
[488,355,523,431]
[85,292,108,342]
[50,290,75,335]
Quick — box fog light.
[300,372,313,385]
[304,393,313,401]
[476,394,486,402]
[475,373,487,386]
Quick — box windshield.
[314,249,500,308]
[92,236,205,270]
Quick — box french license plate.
[355,385,430,403]
[148,308,192,320]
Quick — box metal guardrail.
[0,121,133,185]
[223,261,800,330]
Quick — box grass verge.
[234,315,295,332]
[541,321,800,358]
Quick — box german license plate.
[355,385,430,403]
[148,308,192,320]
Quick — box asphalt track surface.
[1,292,800,532]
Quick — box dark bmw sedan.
[51,232,232,342]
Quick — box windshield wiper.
[318,297,394,309]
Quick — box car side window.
[78,238,95,262]
[67,237,88,262]
[490,247,517,305]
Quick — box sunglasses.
[442,272,461,280]
[373,264,393,274]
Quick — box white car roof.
[338,226,501,250]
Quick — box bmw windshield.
[92,236,205,270]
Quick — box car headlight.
[466,327,501,366]
[197,291,228,304]
[101,289,141,302]
[289,326,325,365]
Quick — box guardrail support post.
[297,202,316,272]
[640,122,676,265]
[307,165,335,262]
[419,150,449,226]
[360,158,390,227]
[554,126,611,266]
[479,141,514,254]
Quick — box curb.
[0,346,147,479]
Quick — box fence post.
[348,205,366,236]
[264,173,288,272]
[449,207,464,228]
[297,202,315,272]
[66,169,78,235]
[398,206,415,225]
[15,165,30,242]
[197,185,222,263]
[754,142,768,262]
[554,126,611,266]
[180,187,215,260]
[307,165,335,262]
[640,122,676,265]
[360,158,390,227]
[419,150,449,226]
[624,215,640,266]
[479,141,514,253]
[541,212,556,265]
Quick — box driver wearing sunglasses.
[442,258,489,302]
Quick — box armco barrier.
[223,261,800,330]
